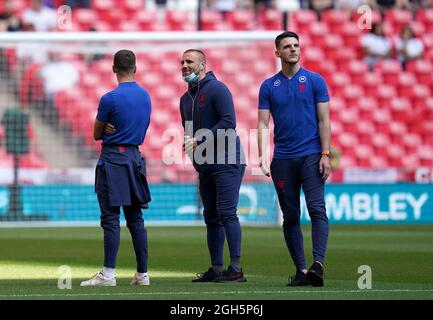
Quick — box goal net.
[0,31,280,226]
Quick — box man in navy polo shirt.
[180,49,246,283]
[257,31,331,287]
[81,50,152,287]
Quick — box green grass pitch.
[0,225,432,300]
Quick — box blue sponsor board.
[304,184,433,224]
[0,184,432,224]
[0,184,278,224]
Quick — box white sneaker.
[130,273,150,286]
[80,271,116,287]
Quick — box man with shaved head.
[180,49,247,283]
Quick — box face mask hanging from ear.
[183,64,202,84]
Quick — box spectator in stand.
[207,0,238,17]
[334,0,371,12]
[43,0,55,7]
[408,0,433,11]
[22,0,57,32]
[308,0,334,17]
[0,0,22,32]
[83,27,105,65]
[396,25,424,69]
[253,0,274,13]
[361,22,392,70]
[373,0,414,12]
[39,51,79,97]
[38,51,79,125]
[64,0,91,8]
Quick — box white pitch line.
[1,289,433,298]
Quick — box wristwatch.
[321,150,331,157]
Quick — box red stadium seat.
[339,156,356,169]
[421,34,433,51]
[416,9,433,32]
[389,97,412,122]
[227,10,255,30]
[375,60,402,84]
[414,96,433,115]
[384,9,413,34]
[308,22,330,46]
[356,96,379,118]
[166,11,194,31]
[396,71,417,96]
[374,84,397,109]
[373,109,393,135]
[410,84,431,107]
[406,60,433,86]
[373,107,392,125]
[331,47,357,71]
[402,155,420,170]
[8,0,27,14]
[322,34,345,61]
[73,9,98,31]
[357,121,375,145]
[402,133,422,152]
[338,133,359,148]
[358,72,383,95]
[387,144,406,167]
[200,10,225,31]
[371,133,391,157]
[133,11,158,31]
[409,21,426,37]
[341,84,364,106]
[370,155,389,168]
[339,108,359,133]
[291,9,318,30]
[388,121,407,143]
[347,60,369,84]
[321,10,351,32]
[301,47,325,71]
[340,22,362,56]
[80,72,101,90]
[92,0,115,11]
[100,10,128,30]
[420,121,433,147]
[331,120,343,136]
[119,21,141,32]
[328,73,351,97]
[417,147,433,166]
[258,9,283,30]
[355,144,374,165]
[123,0,145,17]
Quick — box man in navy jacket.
[81,50,151,287]
[180,49,247,283]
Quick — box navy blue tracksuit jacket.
[179,71,244,172]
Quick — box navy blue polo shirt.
[96,82,151,146]
[258,68,330,159]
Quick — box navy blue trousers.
[270,153,328,271]
[96,164,148,273]
[199,164,245,267]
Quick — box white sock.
[136,272,147,278]
[102,267,115,278]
